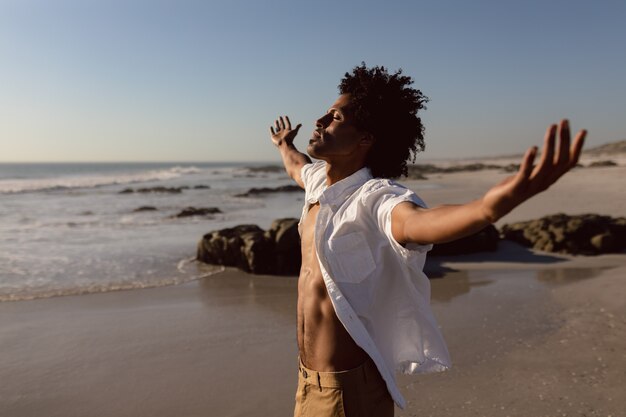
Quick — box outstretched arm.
[270,116,311,188]
[392,120,586,245]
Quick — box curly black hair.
[339,63,428,178]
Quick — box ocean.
[0,162,442,302]
[0,162,307,302]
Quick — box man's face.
[307,94,370,160]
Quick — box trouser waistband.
[297,357,382,389]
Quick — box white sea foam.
[0,268,226,302]
[0,165,204,194]
[0,256,226,302]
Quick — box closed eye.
[327,108,343,121]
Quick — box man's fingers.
[285,116,292,130]
[532,124,557,178]
[270,126,275,136]
[294,123,302,133]
[279,117,286,130]
[555,119,570,168]
[511,146,537,191]
[275,120,281,131]
[519,146,538,180]
[569,129,587,168]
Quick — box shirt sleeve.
[300,160,326,200]
[364,179,433,256]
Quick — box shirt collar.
[308,165,373,207]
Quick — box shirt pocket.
[328,232,376,284]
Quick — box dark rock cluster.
[587,160,618,168]
[133,206,158,212]
[120,186,184,194]
[501,213,626,255]
[197,218,301,275]
[196,221,501,275]
[245,165,284,173]
[235,185,303,197]
[404,158,619,181]
[406,163,521,180]
[119,185,210,194]
[196,214,625,275]
[131,206,221,218]
[173,207,222,218]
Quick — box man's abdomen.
[297,203,369,372]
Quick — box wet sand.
[1,165,624,417]
[399,258,626,417]
[0,270,299,417]
[1,256,624,417]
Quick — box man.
[269,64,585,417]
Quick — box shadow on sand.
[425,240,569,278]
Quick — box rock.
[406,163,509,180]
[405,165,430,179]
[430,225,500,256]
[501,163,521,173]
[587,160,617,168]
[196,219,301,275]
[136,186,184,194]
[197,218,504,274]
[118,186,185,194]
[197,225,265,271]
[501,213,626,255]
[133,206,157,212]
[265,218,302,275]
[173,207,222,218]
[590,233,619,252]
[245,165,284,173]
[197,219,506,274]
[235,185,303,197]
[444,163,503,172]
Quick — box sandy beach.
[1,164,624,417]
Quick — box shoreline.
[3,165,624,304]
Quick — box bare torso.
[297,202,369,371]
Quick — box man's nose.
[316,114,331,128]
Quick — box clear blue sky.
[1,0,625,162]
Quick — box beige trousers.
[293,358,394,417]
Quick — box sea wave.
[0,165,204,194]
[0,259,225,302]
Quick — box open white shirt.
[299,161,451,409]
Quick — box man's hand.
[392,120,586,245]
[268,115,310,188]
[270,116,302,147]
[481,119,586,223]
